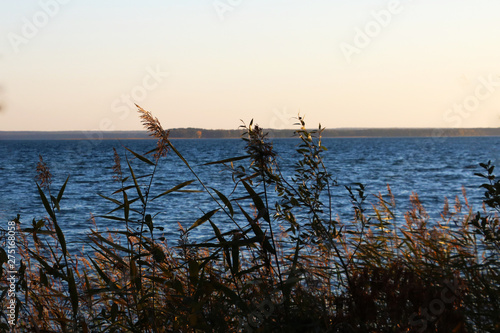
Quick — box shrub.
[0,106,499,332]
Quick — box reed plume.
[111,147,122,181]
[35,154,52,188]
[136,104,170,160]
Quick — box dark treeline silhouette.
[2,127,500,140]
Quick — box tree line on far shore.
[3,127,500,140]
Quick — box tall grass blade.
[124,146,155,166]
[211,187,234,217]
[67,268,79,318]
[56,175,70,206]
[187,209,219,232]
[151,180,197,201]
[36,183,55,221]
[203,155,250,166]
[126,158,145,205]
[242,180,269,222]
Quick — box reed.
[0,106,499,332]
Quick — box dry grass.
[0,106,499,332]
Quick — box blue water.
[1,136,499,250]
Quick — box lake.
[1,136,499,250]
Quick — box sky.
[1,0,500,131]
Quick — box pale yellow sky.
[1,0,500,131]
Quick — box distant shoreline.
[1,127,500,140]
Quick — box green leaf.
[39,268,48,287]
[145,214,153,233]
[28,250,64,279]
[182,237,260,248]
[239,206,264,239]
[151,180,197,201]
[67,268,79,317]
[126,157,145,205]
[235,264,265,278]
[203,155,250,166]
[89,257,118,290]
[167,142,191,170]
[242,180,269,222]
[98,193,122,206]
[288,241,302,282]
[56,175,70,206]
[130,259,141,290]
[209,220,225,243]
[111,303,118,322]
[35,219,45,229]
[89,242,126,269]
[187,209,219,232]
[231,245,239,275]
[211,188,234,217]
[21,228,55,235]
[53,220,67,256]
[171,278,184,295]
[111,185,137,195]
[37,184,68,255]
[150,245,166,263]
[90,230,133,254]
[37,183,56,221]
[106,197,141,216]
[188,260,199,285]
[0,247,7,263]
[238,204,275,254]
[209,220,232,269]
[51,195,60,211]
[96,215,127,222]
[124,146,155,166]
[123,190,129,222]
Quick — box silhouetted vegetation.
[1,106,499,332]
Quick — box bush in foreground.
[1,106,499,332]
